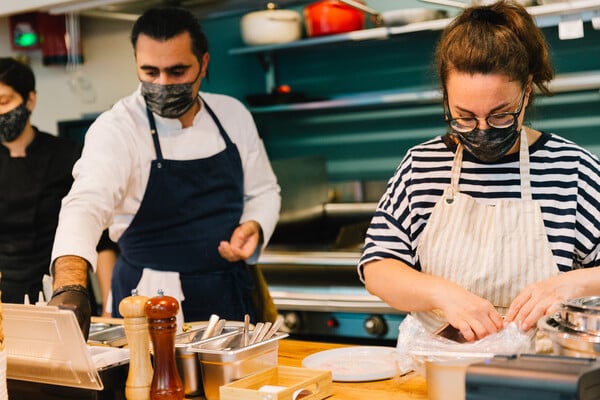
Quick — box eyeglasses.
[445,87,527,134]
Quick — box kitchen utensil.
[263,315,284,341]
[243,314,250,347]
[213,319,227,337]
[304,0,366,37]
[248,322,265,345]
[257,322,272,343]
[201,314,221,340]
[241,2,302,46]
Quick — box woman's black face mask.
[452,122,520,163]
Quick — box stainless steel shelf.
[249,70,600,113]
[229,0,600,56]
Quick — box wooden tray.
[220,366,332,400]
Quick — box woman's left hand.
[505,271,585,331]
[218,220,261,262]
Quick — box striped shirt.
[359,132,600,280]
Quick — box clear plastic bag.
[396,314,533,376]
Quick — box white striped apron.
[414,128,559,332]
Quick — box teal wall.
[200,13,600,183]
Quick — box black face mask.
[0,103,30,143]
[141,68,203,119]
[451,121,520,163]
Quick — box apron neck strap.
[448,127,532,201]
[146,107,164,161]
[518,127,532,200]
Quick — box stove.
[263,157,405,344]
[258,249,406,345]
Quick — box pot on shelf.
[240,2,302,46]
[303,0,367,37]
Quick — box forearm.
[51,255,90,290]
[363,258,449,313]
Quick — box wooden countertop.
[91,317,427,399]
[278,339,427,400]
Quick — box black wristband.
[52,284,90,299]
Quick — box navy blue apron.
[111,98,255,322]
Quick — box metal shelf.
[229,0,600,56]
[248,70,600,114]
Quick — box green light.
[15,32,38,48]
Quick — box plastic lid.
[3,304,104,390]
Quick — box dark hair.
[0,57,35,102]
[130,7,209,62]
[435,0,554,98]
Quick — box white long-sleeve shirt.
[51,88,281,270]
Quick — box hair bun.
[470,8,507,25]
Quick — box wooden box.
[220,366,332,400]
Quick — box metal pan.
[559,307,600,336]
[538,315,600,355]
[562,296,600,314]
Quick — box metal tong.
[244,315,284,346]
[201,314,227,340]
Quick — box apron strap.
[146,107,164,161]
[445,144,463,202]
[446,128,532,201]
[518,127,532,201]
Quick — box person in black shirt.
[0,57,81,303]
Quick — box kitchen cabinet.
[229,0,600,113]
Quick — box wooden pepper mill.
[145,290,184,400]
[119,289,153,400]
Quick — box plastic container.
[188,330,288,400]
[426,357,487,400]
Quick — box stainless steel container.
[175,326,241,397]
[187,330,288,400]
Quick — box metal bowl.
[538,315,600,355]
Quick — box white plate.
[302,346,402,382]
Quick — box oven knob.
[364,315,388,336]
[284,311,301,331]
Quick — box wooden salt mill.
[145,290,184,400]
[119,289,153,400]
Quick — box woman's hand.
[505,272,585,331]
[363,259,503,341]
[438,284,504,342]
[218,220,262,262]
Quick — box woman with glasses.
[359,1,600,342]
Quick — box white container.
[426,357,487,400]
[241,6,302,46]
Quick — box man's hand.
[48,285,92,340]
[49,255,92,340]
[218,221,262,262]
